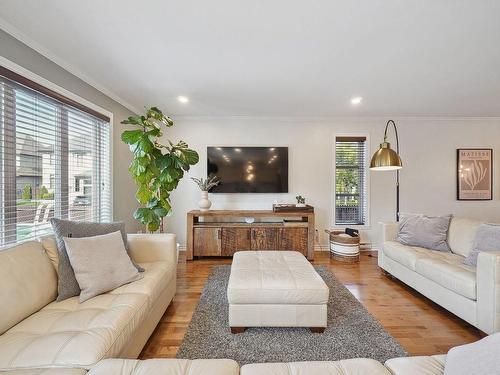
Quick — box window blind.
[0,72,111,246]
[335,136,367,225]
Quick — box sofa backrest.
[0,241,58,334]
[447,217,483,258]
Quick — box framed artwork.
[457,148,493,200]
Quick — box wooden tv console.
[186,210,315,260]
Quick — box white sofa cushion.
[385,355,446,375]
[0,369,86,375]
[227,251,329,305]
[415,254,476,300]
[241,359,390,375]
[383,241,431,271]
[0,260,172,371]
[87,358,239,375]
[447,218,483,258]
[0,241,57,335]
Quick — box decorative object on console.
[121,107,199,232]
[370,119,403,221]
[457,148,492,200]
[296,195,306,207]
[326,229,360,262]
[272,203,314,213]
[191,175,220,211]
[396,213,452,252]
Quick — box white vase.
[198,191,212,211]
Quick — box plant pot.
[296,203,306,207]
[198,191,212,211]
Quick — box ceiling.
[1,0,499,117]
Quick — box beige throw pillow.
[63,231,143,303]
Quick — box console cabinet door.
[279,227,308,254]
[251,228,280,250]
[193,227,221,256]
[221,228,251,256]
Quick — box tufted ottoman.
[227,251,329,333]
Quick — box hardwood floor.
[140,251,481,359]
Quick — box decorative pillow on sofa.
[464,223,500,267]
[50,218,144,301]
[64,231,143,302]
[444,332,500,375]
[396,213,452,252]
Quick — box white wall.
[163,117,500,249]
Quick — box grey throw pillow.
[444,332,500,375]
[50,218,144,301]
[396,213,452,252]
[64,231,143,302]
[464,223,500,266]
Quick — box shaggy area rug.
[176,265,407,365]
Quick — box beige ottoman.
[227,251,329,333]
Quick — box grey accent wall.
[0,29,140,232]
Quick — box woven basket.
[326,230,360,263]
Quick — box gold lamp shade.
[370,141,402,170]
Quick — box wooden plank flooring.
[140,251,481,359]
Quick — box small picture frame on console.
[457,148,493,200]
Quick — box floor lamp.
[370,120,403,221]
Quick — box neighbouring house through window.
[0,66,111,246]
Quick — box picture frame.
[457,148,493,200]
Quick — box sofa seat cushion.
[241,359,390,375]
[0,369,86,375]
[383,241,431,270]
[87,358,239,375]
[0,292,149,370]
[109,261,174,309]
[385,355,446,375]
[415,254,476,300]
[227,251,329,305]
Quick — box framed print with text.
[457,148,493,200]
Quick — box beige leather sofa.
[1,355,445,375]
[0,233,178,372]
[379,217,500,334]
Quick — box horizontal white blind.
[335,137,367,225]
[0,74,111,246]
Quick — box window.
[334,136,368,225]
[0,66,111,246]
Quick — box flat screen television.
[207,146,288,193]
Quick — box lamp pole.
[383,120,400,221]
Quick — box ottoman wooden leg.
[310,327,325,333]
[231,327,246,334]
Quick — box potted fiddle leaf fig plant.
[121,107,199,232]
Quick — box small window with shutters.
[0,67,111,247]
[334,136,368,225]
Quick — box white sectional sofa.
[0,233,178,372]
[379,217,500,334]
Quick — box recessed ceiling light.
[351,96,363,105]
[177,95,189,103]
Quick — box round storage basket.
[327,230,360,263]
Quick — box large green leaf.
[155,154,172,170]
[136,185,152,204]
[180,148,199,165]
[121,116,144,126]
[121,130,143,145]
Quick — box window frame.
[0,57,114,247]
[332,133,370,229]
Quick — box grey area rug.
[177,265,407,365]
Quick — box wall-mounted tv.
[207,146,288,193]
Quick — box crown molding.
[0,17,141,115]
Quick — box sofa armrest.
[477,251,500,334]
[127,233,177,264]
[380,222,399,242]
